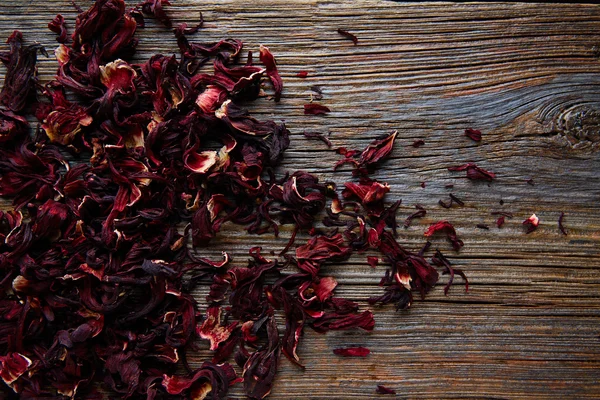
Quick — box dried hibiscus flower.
[464,128,482,141]
[333,346,370,357]
[376,385,397,395]
[304,103,331,115]
[0,31,45,113]
[523,213,539,234]
[424,220,464,251]
[448,163,496,181]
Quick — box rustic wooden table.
[1,0,599,398]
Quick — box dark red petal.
[464,128,482,141]
[304,103,331,115]
[523,213,539,234]
[448,163,495,181]
[359,131,398,168]
[333,346,370,357]
[0,352,32,386]
[197,306,238,351]
[367,256,378,268]
[496,216,505,228]
[337,28,358,44]
[259,45,283,101]
[424,220,464,251]
[376,385,396,395]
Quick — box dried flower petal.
[333,346,370,357]
[448,163,495,181]
[376,385,396,395]
[337,28,358,44]
[558,212,567,235]
[358,131,397,170]
[304,103,330,115]
[523,213,539,234]
[0,31,44,112]
[198,306,238,351]
[303,131,332,148]
[424,220,464,251]
[496,216,505,228]
[431,250,468,295]
[0,352,32,387]
[259,45,283,101]
[464,128,482,141]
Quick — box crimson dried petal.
[431,250,468,295]
[439,193,464,209]
[217,100,281,136]
[98,59,137,108]
[496,216,505,228]
[32,199,71,240]
[196,85,227,114]
[296,71,308,78]
[0,352,32,388]
[523,213,539,234]
[312,310,375,332]
[424,220,464,251]
[48,15,68,43]
[296,234,352,278]
[304,103,330,115]
[368,283,413,310]
[40,88,93,146]
[184,144,218,174]
[272,288,305,368]
[448,163,496,181]
[0,31,44,113]
[299,276,338,303]
[376,385,396,395]
[337,28,358,45]
[464,128,482,141]
[333,346,370,357]
[367,256,378,268]
[0,109,28,143]
[259,45,283,101]
[243,315,280,399]
[358,131,397,170]
[342,181,390,205]
[162,362,238,398]
[404,204,426,228]
[558,212,567,235]
[197,306,238,351]
[140,0,172,27]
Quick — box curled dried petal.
[358,131,397,170]
[259,44,283,101]
[197,306,238,351]
[448,163,495,181]
[424,220,464,251]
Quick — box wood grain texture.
[1,0,600,398]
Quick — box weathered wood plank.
[1,0,600,398]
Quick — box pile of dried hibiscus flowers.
[0,1,469,398]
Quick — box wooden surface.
[2,0,600,398]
